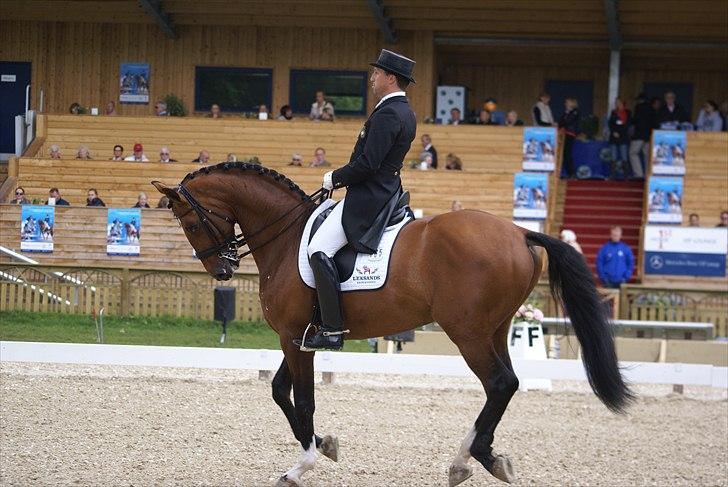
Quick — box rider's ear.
[151,181,182,203]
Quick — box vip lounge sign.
[643,226,727,277]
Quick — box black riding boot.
[300,251,346,351]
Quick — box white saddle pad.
[298,199,411,292]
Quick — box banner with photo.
[20,205,54,253]
[513,172,549,220]
[644,226,727,277]
[119,63,150,104]
[647,176,683,223]
[107,208,141,256]
[651,130,686,176]
[522,127,557,171]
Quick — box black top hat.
[370,49,416,84]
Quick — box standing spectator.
[226,153,237,162]
[309,147,330,167]
[451,200,463,211]
[559,229,583,254]
[110,144,124,161]
[628,93,652,179]
[449,108,464,125]
[596,226,634,288]
[49,144,62,159]
[76,146,92,159]
[154,101,168,116]
[11,187,30,205]
[532,92,556,126]
[608,98,631,170]
[473,109,497,125]
[445,153,463,170]
[133,192,150,208]
[289,153,303,166]
[206,103,223,118]
[158,147,177,162]
[559,97,580,178]
[46,188,70,206]
[695,100,723,132]
[504,110,524,127]
[717,210,728,227]
[421,134,438,169]
[258,104,269,120]
[310,91,335,121]
[105,101,118,116]
[688,213,701,227]
[657,91,689,125]
[278,105,294,120]
[86,188,106,207]
[192,150,210,163]
[124,143,149,162]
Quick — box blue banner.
[107,208,141,256]
[651,130,686,176]
[522,127,556,171]
[119,63,150,104]
[647,176,683,224]
[20,205,55,253]
[644,251,726,277]
[513,172,548,220]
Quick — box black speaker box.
[214,287,236,322]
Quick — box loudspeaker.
[214,287,236,322]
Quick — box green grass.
[0,311,371,352]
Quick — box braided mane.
[181,162,309,200]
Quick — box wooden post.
[321,372,335,385]
[258,370,274,381]
[672,384,684,394]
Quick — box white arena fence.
[1,341,726,390]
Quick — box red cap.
[133,143,143,151]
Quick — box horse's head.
[152,180,238,281]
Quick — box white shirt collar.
[375,91,406,109]
[424,143,432,150]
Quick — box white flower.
[518,305,527,315]
[525,310,534,320]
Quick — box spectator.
[504,110,524,127]
[258,104,269,120]
[133,192,150,208]
[110,144,124,161]
[49,144,62,159]
[445,153,463,170]
[559,229,583,254]
[158,147,177,162]
[532,92,556,126]
[449,108,463,125]
[69,102,82,115]
[559,97,580,178]
[657,91,689,125]
[608,97,631,170]
[596,226,634,288]
[278,105,294,121]
[157,196,170,208]
[124,143,149,162]
[105,101,117,116]
[86,188,106,207]
[46,188,70,206]
[206,103,223,119]
[473,109,497,125]
[717,210,728,227]
[309,147,330,167]
[76,146,92,160]
[688,213,700,227]
[421,134,438,169]
[417,152,433,170]
[695,100,723,132]
[11,187,30,205]
[451,200,463,211]
[289,153,303,166]
[310,91,335,121]
[226,153,237,162]
[720,101,728,132]
[192,150,210,163]
[628,93,652,179]
[155,101,168,116]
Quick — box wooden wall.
[0,20,434,121]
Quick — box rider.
[300,49,417,351]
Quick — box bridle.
[174,183,328,267]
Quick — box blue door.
[0,62,32,154]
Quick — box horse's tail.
[524,231,634,413]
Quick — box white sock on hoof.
[452,426,476,467]
[284,436,317,482]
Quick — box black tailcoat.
[331,95,416,253]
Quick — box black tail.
[525,231,634,413]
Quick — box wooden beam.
[138,0,177,39]
[366,0,397,43]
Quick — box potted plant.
[162,94,187,117]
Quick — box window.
[194,67,272,112]
[289,70,368,116]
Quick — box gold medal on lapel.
[359,126,366,139]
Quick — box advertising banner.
[20,205,54,253]
[651,130,686,176]
[522,127,557,171]
[513,172,548,220]
[119,63,150,104]
[107,208,141,256]
[647,176,683,224]
[644,226,727,277]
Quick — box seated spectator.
[289,153,303,166]
[49,144,62,159]
[154,101,168,116]
[278,105,294,121]
[559,229,583,254]
[157,196,170,209]
[657,91,689,125]
[695,100,723,132]
[309,147,330,167]
[133,192,150,208]
[69,102,82,114]
[110,144,124,161]
[158,147,177,162]
[206,103,223,119]
[46,188,70,206]
[717,210,728,227]
[688,213,700,227]
[532,92,556,126]
[310,91,335,121]
[11,187,30,205]
[86,188,106,207]
[451,200,463,211]
[227,153,237,162]
[449,108,463,125]
[105,101,117,116]
[445,153,463,170]
[504,110,524,127]
[258,104,269,120]
[596,226,634,288]
[421,134,438,169]
[483,98,505,124]
[416,153,433,170]
[76,146,92,159]
[192,150,210,163]
[473,109,497,125]
[124,143,149,162]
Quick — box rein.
[176,184,328,266]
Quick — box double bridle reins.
[175,184,328,267]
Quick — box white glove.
[322,171,334,190]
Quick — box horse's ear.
[151,181,181,202]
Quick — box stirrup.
[322,329,350,337]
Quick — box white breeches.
[307,199,349,258]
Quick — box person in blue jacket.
[596,226,634,288]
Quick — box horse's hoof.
[491,455,514,483]
[448,463,473,487]
[275,474,304,487]
[319,434,339,462]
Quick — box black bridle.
[175,183,328,267]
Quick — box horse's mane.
[181,162,309,201]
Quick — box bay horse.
[152,162,632,486]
